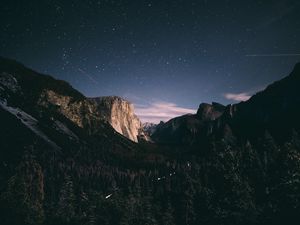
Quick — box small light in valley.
[105,194,112,199]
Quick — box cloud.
[135,102,196,123]
[224,92,251,102]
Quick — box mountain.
[0,57,142,143]
[89,96,142,142]
[1,57,300,225]
[197,102,226,120]
[142,122,158,136]
[151,64,300,146]
[217,62,300,143]
[152,102,225,144]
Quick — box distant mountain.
[152,64,300,146]
[152,102,225,144]
[142,122,158,136]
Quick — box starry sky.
[1,0,300,122]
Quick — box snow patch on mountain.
[0,72,20,93]
[0,100,60,149]
[54,120,79,141]
[142,122,157,136]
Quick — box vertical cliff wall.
[90,96,142,142]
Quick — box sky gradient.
[1,0,300,122]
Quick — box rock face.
[90,96,142,142]
[197,102,226,120]
[0,57,142,142]
[37,89,94,130]
[152,102,225,144]
[37,91,142,142]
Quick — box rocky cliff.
[0,57,142,142]
[152,102,225,144]
[197,102,226,120]
[89,96,142,142]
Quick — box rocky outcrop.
[0,57,143,142]
[0,72,21,94]
[36,91,143,142]
[151,102,225,144]
[37,89,101,133]
[197,102,225,120]
[89,96,142,142]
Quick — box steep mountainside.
[152,64,300,146]
[0,57,142,142]
[90,96,142,142]
[213,62,300,144]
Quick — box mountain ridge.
[151,62,300,146]
[0,57,142,142]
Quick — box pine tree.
[0,152,45,225]
[162,199,175,225]
[273,141,300,223]
[141,194,158,225]
[56,175,76,224]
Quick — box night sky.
[1,0,300,122]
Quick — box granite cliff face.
[197,102,226,121]
[37,89,96,130]
[89,96,142,142]
[36,91,142,142]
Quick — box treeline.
[1,131,300,225]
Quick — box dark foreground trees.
[1,133,300,225]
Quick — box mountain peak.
[89,96,142,142]
[93,95,127,102]
[197,102,225,121]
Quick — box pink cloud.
[224,92,251,102]
[135,102,196,123]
